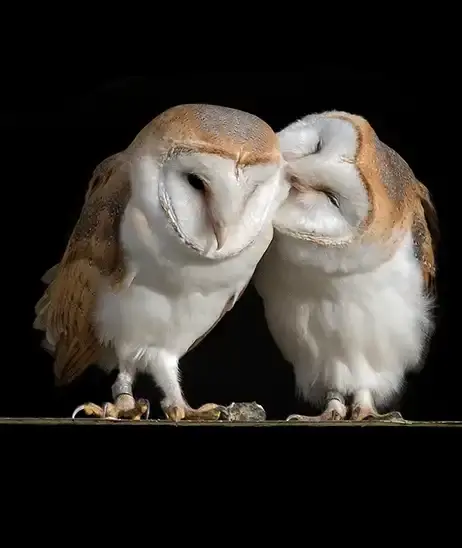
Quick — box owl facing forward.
[34,103,288,422]
[254,111,438,421]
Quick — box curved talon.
[72,403,104,419]
[350,404,406,422]
[130,398,149,419]
[286,411,343,422]
[362,411,405,423]
[390,412,404,421]
[145,400,150,419]
[139,398,150,420]
[72,404,87,419]
[71,399,150,421]
[123,399,150,420]
[286,414,306,421]
[164,405,186,422]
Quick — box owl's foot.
[72,394,150,421]
[162,402,224,422]
[287,393,347,422]
[286,409,344,422]
[350,389,406,422]
[350,404,405,422]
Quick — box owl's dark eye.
[325,191,339,208]
[313,138,322,153]
[186,173,206,192]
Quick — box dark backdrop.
[3,72,454,421]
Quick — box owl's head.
[130,104,287,260]
[274,111,375,248]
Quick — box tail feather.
[41,264,59,284]
[416,182,439,249]
[40,338,56,356]
[34,264,59,332]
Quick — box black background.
[3,72,455,422]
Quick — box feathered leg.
[146,348,224,422]
[72,347,224,421]
[72,371,150,420]
[287,391,347,422]
[349,389,404,422]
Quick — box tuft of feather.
[41,264,59,284]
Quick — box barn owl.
[34,103,288,421]
[254,111,438,422]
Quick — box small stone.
[220,401,266,422]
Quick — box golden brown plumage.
[412,180,438,294]
[35,152,131,385]
[328,112,437,295]
[255,110,438,424]
[131,103,281,166]
[34,103,285,421]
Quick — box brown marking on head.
[327,112,437,288]
[34,103,280,385]
[327,113,416,243]
[130,104,281,166]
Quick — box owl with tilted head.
[254,110,438,421]
[34,103,288,421]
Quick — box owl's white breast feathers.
[255,230,434,408]
[254,110,436,416]
[34,103,289,405]
[94,209,273,370]
[93,155,278,366]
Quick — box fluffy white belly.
[95,282,232,357]
[93,204,273,363]
[255,234,433,407]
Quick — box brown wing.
[365,135,438,296]
[84,153,122,201]
[186,281,250,354]
[34,153,132,385]
[412,181,438,296]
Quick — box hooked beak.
[212,219,228,251]
[205,185,243,253]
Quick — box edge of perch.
[0,418,460,427]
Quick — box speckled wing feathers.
[34,103,282,385]
[373,138,437,294]
[34,153,131,385]
[336,113,438,294]
[412,181,438,294]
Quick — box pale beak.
[212,221,228,251]
[206,189,239,252]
